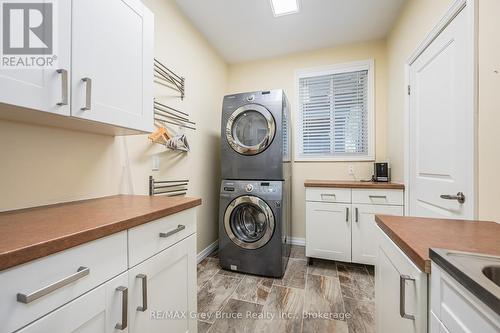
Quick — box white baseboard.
[197,239,218,263]
[289,237,305,246]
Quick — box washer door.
[224,195,275,249]
[226,104,276,155]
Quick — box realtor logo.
[1,0,57,68]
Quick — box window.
[295,60,374,161]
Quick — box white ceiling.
[175,0,407,63]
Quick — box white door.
[305,202,351,262]
[128,234,197,333]
[18,273,128,333]
[408,6,475,219]
[0,1,71,115]
[71,0,153,132]
[352,204,403,265]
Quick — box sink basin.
[483,265,500,287]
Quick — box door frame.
[403,0,478,218]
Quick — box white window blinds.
[297,68,370,159]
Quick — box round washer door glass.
[226,104,275,155]
[224,196,275,250]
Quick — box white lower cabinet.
[128,234,197,333]
[430,262,500,333]
[306,187,403,264]
[2,209,197,333]
[375,226,427,333]
[306,202,351,262]
[18,272,128,333]
[352,204,403,265]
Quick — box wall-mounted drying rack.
[154,100,196,131]
[154,58,185,100]
[149,176,188,197]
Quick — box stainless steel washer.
[218,180,291,278]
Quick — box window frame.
[294,59,375,162]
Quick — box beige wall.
[478,0,500,221]
[0,0,227,252]
[386,0,500,221]
[227,40,388,238]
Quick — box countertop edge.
[375,215,430,273]
[0,197,202,271]
[430,248,500,316]
[304,180,405,190]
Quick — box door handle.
[17,267,89,303]
[115,286,128,330]
[56,69,68,106]
[400,275,416,320]
[440,192,465,204]
[81,77,92,111]
[355,207,359,222]
[345,207,349,222]
[136,274,148,312]
[159,224,185,238]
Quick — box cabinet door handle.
[159,224,186,238]
[81,77,92,111]
[56,69,68,106]
[17,266,89,304]
[355,207,359,222]
[136,274,148,312]
[400,274,416,320]
[345,207,349,222]
[115,286,128,330]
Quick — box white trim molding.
[403,0,478,218]
[197,239,218,263]
[294,59,375,162]
[289,237,306,246]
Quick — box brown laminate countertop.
[304,179,405,190]
[0,195,202,271]
[375,215,500,273]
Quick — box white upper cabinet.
[71,0,154,132]
[0,0,154,134]
[0,1,71,116]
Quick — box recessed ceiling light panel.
[270,0,300,17]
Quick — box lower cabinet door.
[352,204,403,265]
[128,234,197,333]
[18,272,128,333]
[375,227,427,333]
[306,202,351,262]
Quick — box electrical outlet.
[152,155,160,171]
[348,165,354,175]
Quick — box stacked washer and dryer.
[219,90,292,278]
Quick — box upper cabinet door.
[0,1,71,115]
[71,0,154,132]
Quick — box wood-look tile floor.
[197,246,375,333]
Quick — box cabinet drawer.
[0,232,127,333]
[352,189,403,205]
[305,187,351,203]
[128,208,197,267]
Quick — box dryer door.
[226,104,276,155]
[224,195,275,249]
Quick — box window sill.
[294,155,375,163]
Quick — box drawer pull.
[400,274,416,320]
[136,274,148,312]
[159,224,186,238]
[17,266,89,304]
[115,286,128,330]
[369,195,387,200]
[320,194,336,201]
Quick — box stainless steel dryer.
[218,179,291,277]
[221,90,291,180]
